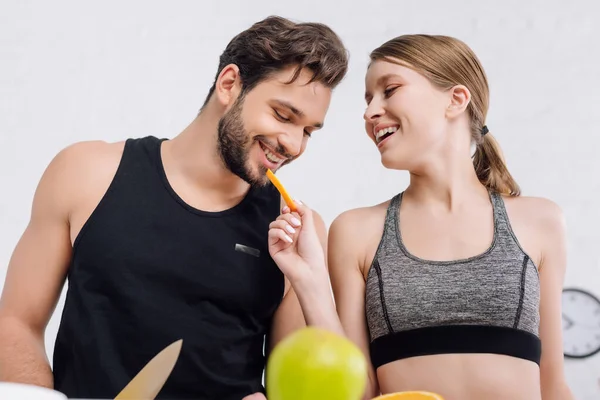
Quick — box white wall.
[1,0,599,398]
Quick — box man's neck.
[162,106,251,206]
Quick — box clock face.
[562,288,600,359]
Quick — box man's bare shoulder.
[52,139,126,168]
[35,140,127,217]
[48,140,125,181]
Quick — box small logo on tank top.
[235,243,260,257]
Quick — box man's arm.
[0,142,109,387]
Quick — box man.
[0,15,348,399]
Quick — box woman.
[266,34,574,400]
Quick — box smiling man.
[0,16,348,400]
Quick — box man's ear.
[446,84,471,119]
[214,63,243,107]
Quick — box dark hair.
[371,34,520,196]
[202,16,349,108]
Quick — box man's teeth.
[376,126,398,141]
[264,147,284,164]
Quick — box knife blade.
[114,339,183,400]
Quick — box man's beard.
[216,95,268,188]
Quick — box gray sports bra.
[365,191,541,369]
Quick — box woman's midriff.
[375,353,541,400]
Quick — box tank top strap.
[385,192,403,238]
[489,190,511,233]
[102,136,170,203]
[103,136,166,190]
[371,191,404,258]
[488,190,529,253]
[128,135,167,175]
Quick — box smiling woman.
[350,34,573,400]
[265,33,575,400]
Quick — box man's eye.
[275,110,291,122]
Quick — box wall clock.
[562,287,600,359]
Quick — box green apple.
[266,327,367,400]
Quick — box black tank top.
[52,136,285,400]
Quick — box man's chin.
[251,173,271,188]
[245,177,267,188]
[238,166,270,188]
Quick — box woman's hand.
[268,200,327,288]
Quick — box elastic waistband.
[370,324,541,369]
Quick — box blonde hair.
[370,35,520,196]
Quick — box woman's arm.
[327,210,380,399]
[267,203,380,399]
[534,199,574,400]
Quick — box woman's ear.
[446,84,471,119]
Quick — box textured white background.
[1,0,599,398]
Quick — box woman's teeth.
[376,126,398,142]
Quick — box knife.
[115,339,183,400]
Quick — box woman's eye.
[384,86,399,97]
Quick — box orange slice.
[372,392,444,400]
[266,169,296,212]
